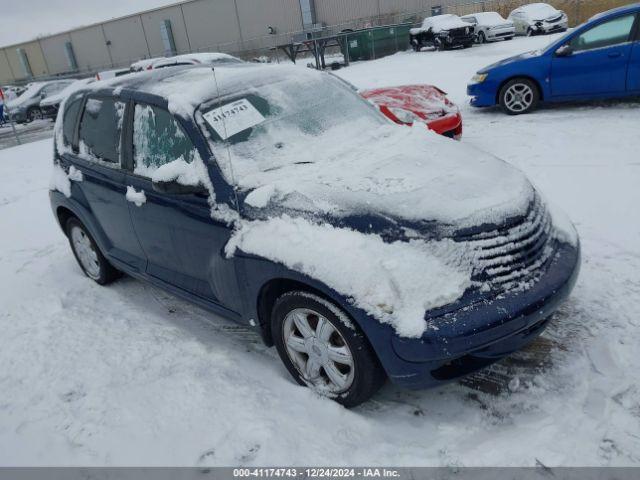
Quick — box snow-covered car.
[150,52,244,69]
[509,3,569,36]
[40,78,94,118]
[410,14,475,51]
[130,57,165,72]
[50,64,580,407]
[5,80,73,123]
[461,12,516,43]
[361,85,462,139]
[95,68,130,81]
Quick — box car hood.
[478,50,541,72]
[237,123,535,238]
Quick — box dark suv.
[50,64,580,407]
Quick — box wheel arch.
[256,277,332,346]
[55,206,77,235]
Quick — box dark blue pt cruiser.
[50,64,580,406]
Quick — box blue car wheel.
[499,78,540,115]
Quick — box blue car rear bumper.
[382,239,580,389]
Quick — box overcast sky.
[1,0,178,46]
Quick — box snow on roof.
[40,78,94,107]
[415,14,470,33]
[514,3,561,19]
[152,52,242,68]
[466,12,509,26]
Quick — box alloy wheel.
[503,83,534,113]
[282,307,355,394]
[70,225,101,279]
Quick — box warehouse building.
[0,0,456,83]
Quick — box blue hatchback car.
[468,3,640,114]
[50,64,580,406]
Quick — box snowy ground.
[1,34,639,466]
[0,118,54,150]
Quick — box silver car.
[5,80,72,123]
[461,12,516,43]
[509,3,569,36]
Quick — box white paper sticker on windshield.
[203,98,265,140]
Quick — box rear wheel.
[271,291,385,407]
[499,78,540,115]
[66,217,121,285]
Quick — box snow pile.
[226,215,473,337]
[412,14,470,34]
[126,186,146,207]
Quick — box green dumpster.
[343,23,412,62]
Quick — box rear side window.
[132,103,199,177]
[78,97,125,164]
[62,96,83,148]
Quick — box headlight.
[470,73,488,84]
[387,107,420,124]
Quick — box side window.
[62,96,83,147]
[132,104,199,177]
[570,14,636,52]
[78,97,125,164]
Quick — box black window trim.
[75,93,126,169]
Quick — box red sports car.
[361,85,463,140]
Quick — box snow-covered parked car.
[361,85,463,139]
[40,78,94,118]
[50,64,580,407]
[150,52,244,69]
[410,14,475,51]
[509,3,569,36]
[461,12,516,43]
[130,57,165,72]
[5,80,73,123]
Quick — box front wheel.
[66,217,121,285]
[26,107,43,122]
[476,31,486,44]
[499,78,540,115]
[526,27,534,37]
[271,291,386,407]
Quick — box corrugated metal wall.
[0,0,623,84]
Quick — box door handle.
[126,186,147,207]
[608,52,623,58]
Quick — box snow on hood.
[230,123,534,232]
[6,82,44,109]
[478,50,542,73]
[40,78,94,107]
[413,14,470,34]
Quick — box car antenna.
[211,66,240,213]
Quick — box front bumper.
[441,34,475,47]
[5,109,27,123]
[383,239,580,389]
[467,80,498,107]
[533,21,568,34]
[40,104,59,118]
[486,27,515,40]
[426,111,463,139]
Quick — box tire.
[526,27,534,37]
[26,107,43,122]
[499,78,540,115]
[66,217,121,285]
[435,39,445,51]
[477,31,486,44]
[271,290,386,407]
[505,36,514,41]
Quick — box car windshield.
[476,12,505,24]
[523,4,558,19]
[198,74,386,185]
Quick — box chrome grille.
[458,196,554,286]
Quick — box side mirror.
[555,44,573,57]
[152,180,208,196]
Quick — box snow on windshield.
[521,3,559,19]
[474,12,507,25]
[420,14,469,33]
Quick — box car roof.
[589,2,640,21]
[73,63,322,114]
